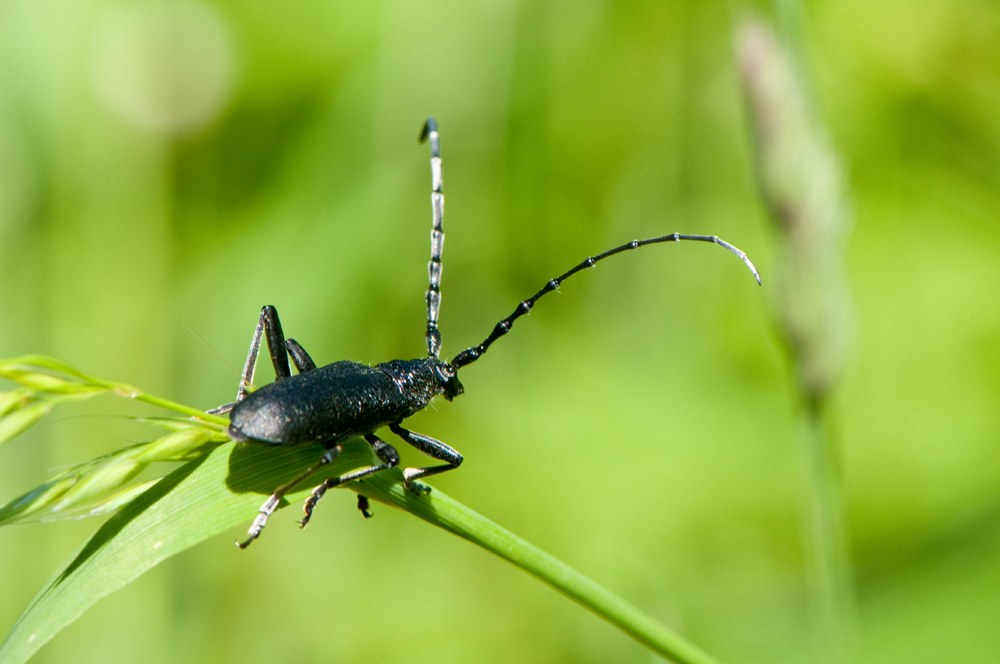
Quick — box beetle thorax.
[376,357,464,405]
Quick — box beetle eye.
[432,363,453,382]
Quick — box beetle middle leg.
[238,433,401,547]
[236,442,349,548]
[389,422,463,493]
[298,433,401,527]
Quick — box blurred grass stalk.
[0,355,231,525]
[736,18,855,662]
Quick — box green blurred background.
[1,0,998,662]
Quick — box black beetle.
[219,118,760,548]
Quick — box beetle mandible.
[219,118,761,549]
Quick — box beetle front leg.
[388,422,463,494]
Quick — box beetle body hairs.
[223,118,760,549]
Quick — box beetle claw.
[406,481,432,496]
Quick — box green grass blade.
[0,388,33,418]
[357,473,720,664]
[0,403,52,447]
[1,436,718,664]
[0,439,373,664]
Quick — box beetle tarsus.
[237,494,281,549]
[299,482,328,529]
[408,483,431,496]
[358,495,373,518]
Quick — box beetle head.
[432,361,464,401]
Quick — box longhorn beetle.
[221,118,761,549]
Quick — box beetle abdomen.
[228,361,425,445]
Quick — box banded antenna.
[450,233,761,371]
[421,118,444,359]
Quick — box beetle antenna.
[421,118,445,359]
[450,233,761,370]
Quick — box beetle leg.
[298,433,399,526]
[365,432,401,467]
[388,422,463,494]
[206,401,235,415]
[233,309,266,402]
[260,305,292,382]
[212,312,315,414]
[299,464,392,528]
[286,338,317,373]
[357,495,373,518]
[236,443,343,549]
[229,305,293,407]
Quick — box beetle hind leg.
[285,338,317,373]
[212,306,318,414]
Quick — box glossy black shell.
[228,359,448,445]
